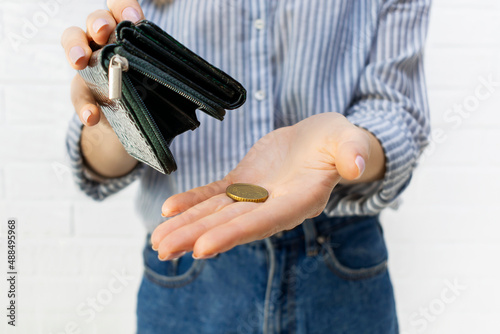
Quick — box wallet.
[78,20,246,174]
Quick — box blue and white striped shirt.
[66,0,431,233]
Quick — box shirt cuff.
[326,107,421,215]
[65,113,145,201]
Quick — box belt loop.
[302,218,320,257]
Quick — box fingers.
[71,74,101,126]
[161,179,231,217]
[192,195,307,258]
[155,201,259,261]
[61,27,92,70]
[152,194,234,248]
[62,0,144,69]
[88,0,144,45]
[86,10,117,46]
[107,0,145,23]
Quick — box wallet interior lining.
[127,71,201,144]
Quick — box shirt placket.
[247,0,274,148]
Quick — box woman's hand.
[60,0,145,177]
[151,112,386,260]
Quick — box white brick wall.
[383,1,500,333]
[0,1,499,333]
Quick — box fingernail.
[158,251,186,261]
[122,7,141,23]
[161,206,170,217]
[151,243,158,251]
[355,155,365,178]
[92,18,109,34]
[69,46,85,65]
[161,209,179,217]
[82,109,92,124]
[192,253,218,260]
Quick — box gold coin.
[226,183,269,203]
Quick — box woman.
[62,0,431,332]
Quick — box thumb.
[334,128,371,181]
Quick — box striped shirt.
[66,0,431,233]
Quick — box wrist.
[81,122,138,178]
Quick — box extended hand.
[151,113,385,260]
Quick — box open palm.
[151,113,372,260]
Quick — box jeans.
[136,214,398,334]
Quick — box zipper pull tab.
[108,55,129,100]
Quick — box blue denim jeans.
[137,214,398,333]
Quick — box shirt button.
[254,19,265,30]
[254,90,266,101]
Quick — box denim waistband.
[145,213,379,257]
[265,213,380,256]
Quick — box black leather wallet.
[79,20,246,174]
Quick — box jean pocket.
[320,216,388,281]
[142,243,206,288]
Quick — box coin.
[226,183,269,203]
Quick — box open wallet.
[78,20,246,174]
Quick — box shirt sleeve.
[328,0,432,215]
[65,113,145,201]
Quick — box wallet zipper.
[108,55,129,100]
[108,56,175,173]
[131,67,221,118]
[109,50,223,120]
